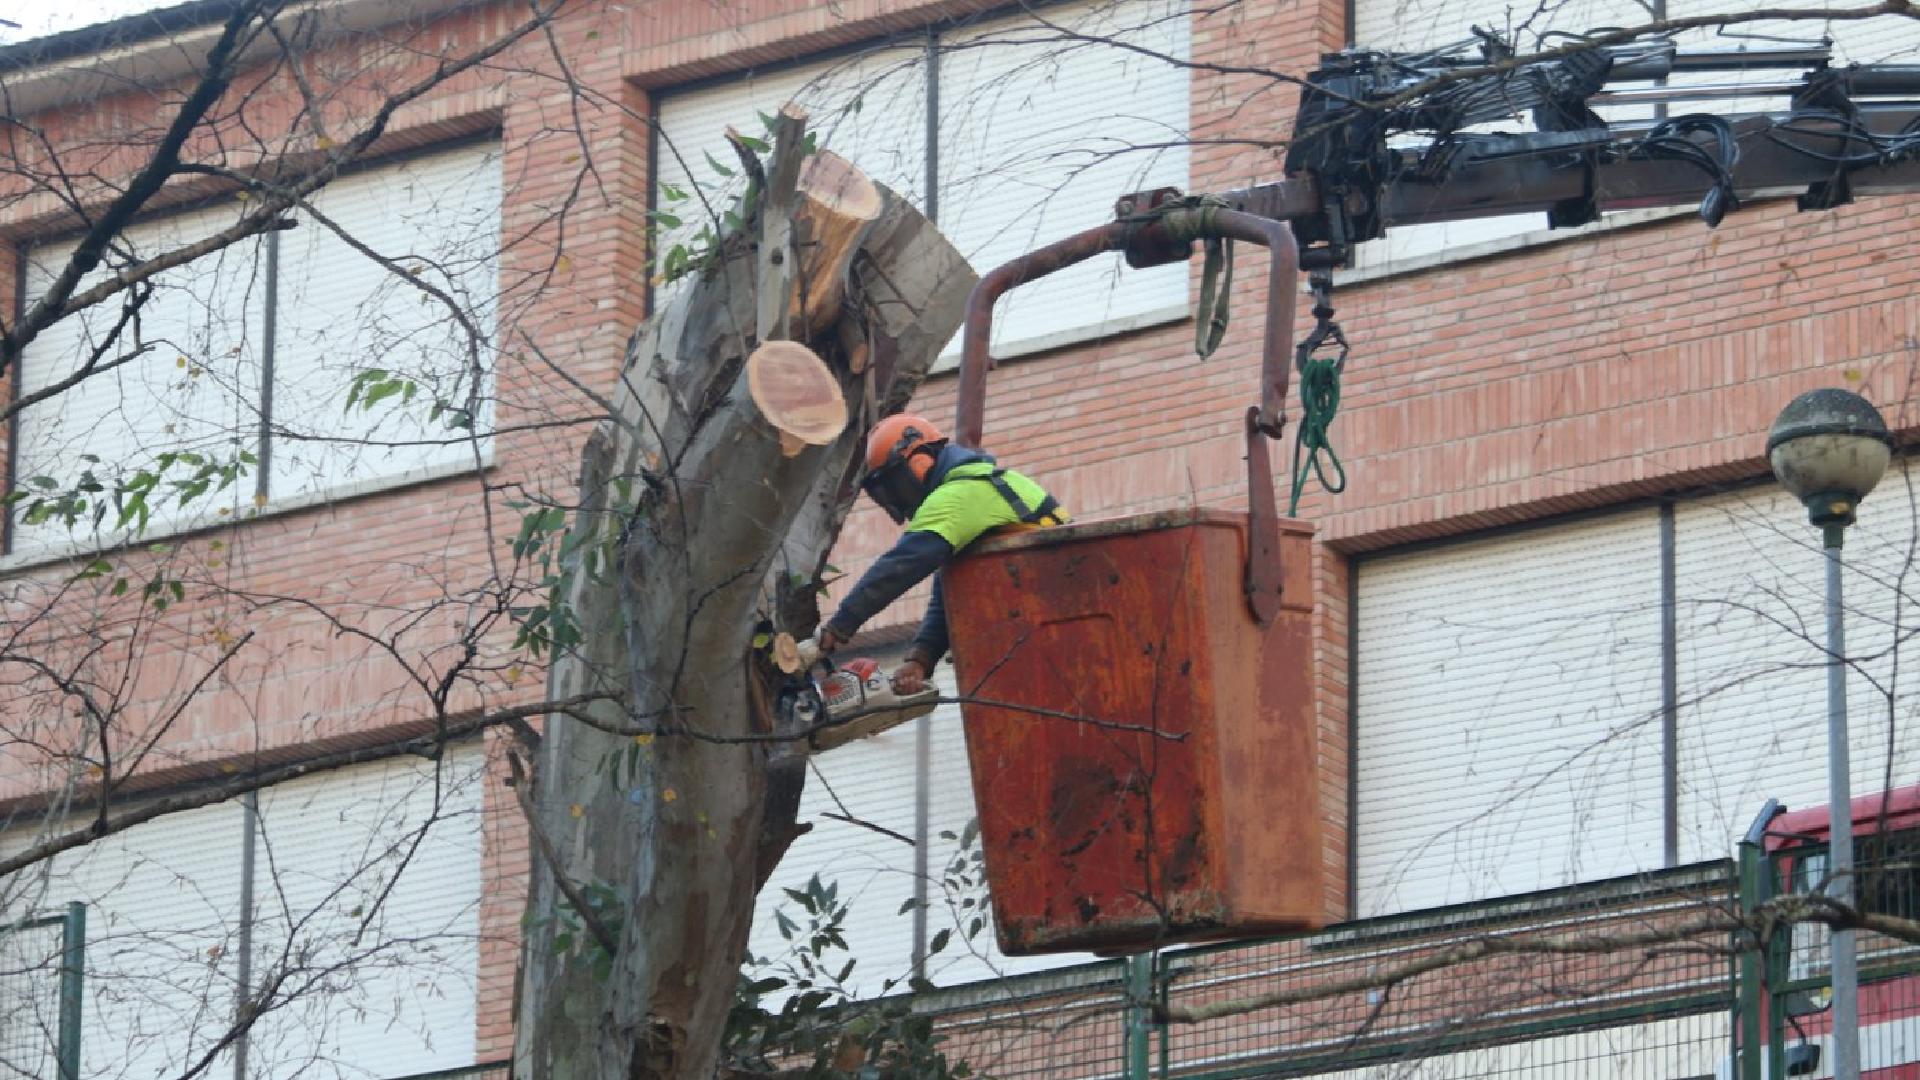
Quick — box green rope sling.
[1289,270,1348,517]
[1192,224,1348,518]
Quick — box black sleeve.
[824,530,955,639]
[908,573,950,667]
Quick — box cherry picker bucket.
[945,203,1326,956]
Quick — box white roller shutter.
[1665,0,1920,67]
[653,45,930,306]
[920,699,1084,986]
[936,0,1189,357]
[245,743,485,1078]
[1351,0,1654,58]
[1658,0,1920,118]
[1345,0,1655,275]
[269,142,500,499]
[747,689,1076,999]
[1355,509,1667,916]
[1673,476,1920,862]
[14,205,267,555]
[747,716,923,1000]
[1,801,248,1080]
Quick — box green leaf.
[928,928,951,955]
[364,380,406,409]
[736,134,770,153]
[703,150,735,178]
[114,491,149,532]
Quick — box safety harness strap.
[952,468,1066,527]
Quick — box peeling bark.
[511,115,975,1080]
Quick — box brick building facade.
[1,0,1915,1076]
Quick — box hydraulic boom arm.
[1147,36,1920,268]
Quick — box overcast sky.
[1,0,172,46]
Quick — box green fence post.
[1766,890,1791,1080]
[57,901,84,1080]
[1737,843,1765,1080]
[1737,802,1779,1080]
[1124,953,1153,1080]
[1156,951,1171,1079]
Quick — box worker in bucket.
[811,412,1067,719]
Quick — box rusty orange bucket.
[943,508,1324,956]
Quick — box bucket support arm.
[957,207,1299,625]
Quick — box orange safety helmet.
[860,413,948,523]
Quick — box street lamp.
[1767,387,1894,1080]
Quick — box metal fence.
[1733,820,1920,1079]
[1150,863,1736,1080]
[0,902,84,1080]
[911,964,1135,1077]
[907,862,1740,1080]
[30,823,1920,1080]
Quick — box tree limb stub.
[789,149,882,338]
[755,103,811,344]
[748,340,847,452]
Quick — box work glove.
[891,658,929,695]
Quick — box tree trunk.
[512,113,975,1080]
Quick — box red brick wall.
[5,0,1915,1056]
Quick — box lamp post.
[1767,388,1894,1080]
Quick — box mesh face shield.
[860,457,926,524]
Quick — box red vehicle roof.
[1766,782,1920,851]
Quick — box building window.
[1353,508,1668,915]
[1353,462,1920,917]
[11,140,501,558]
[1343,0,1660,277]
[0,744,487,1078]
[652,0,1190,362]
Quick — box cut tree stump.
[747,339,848,451]
[789,150,883,336]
